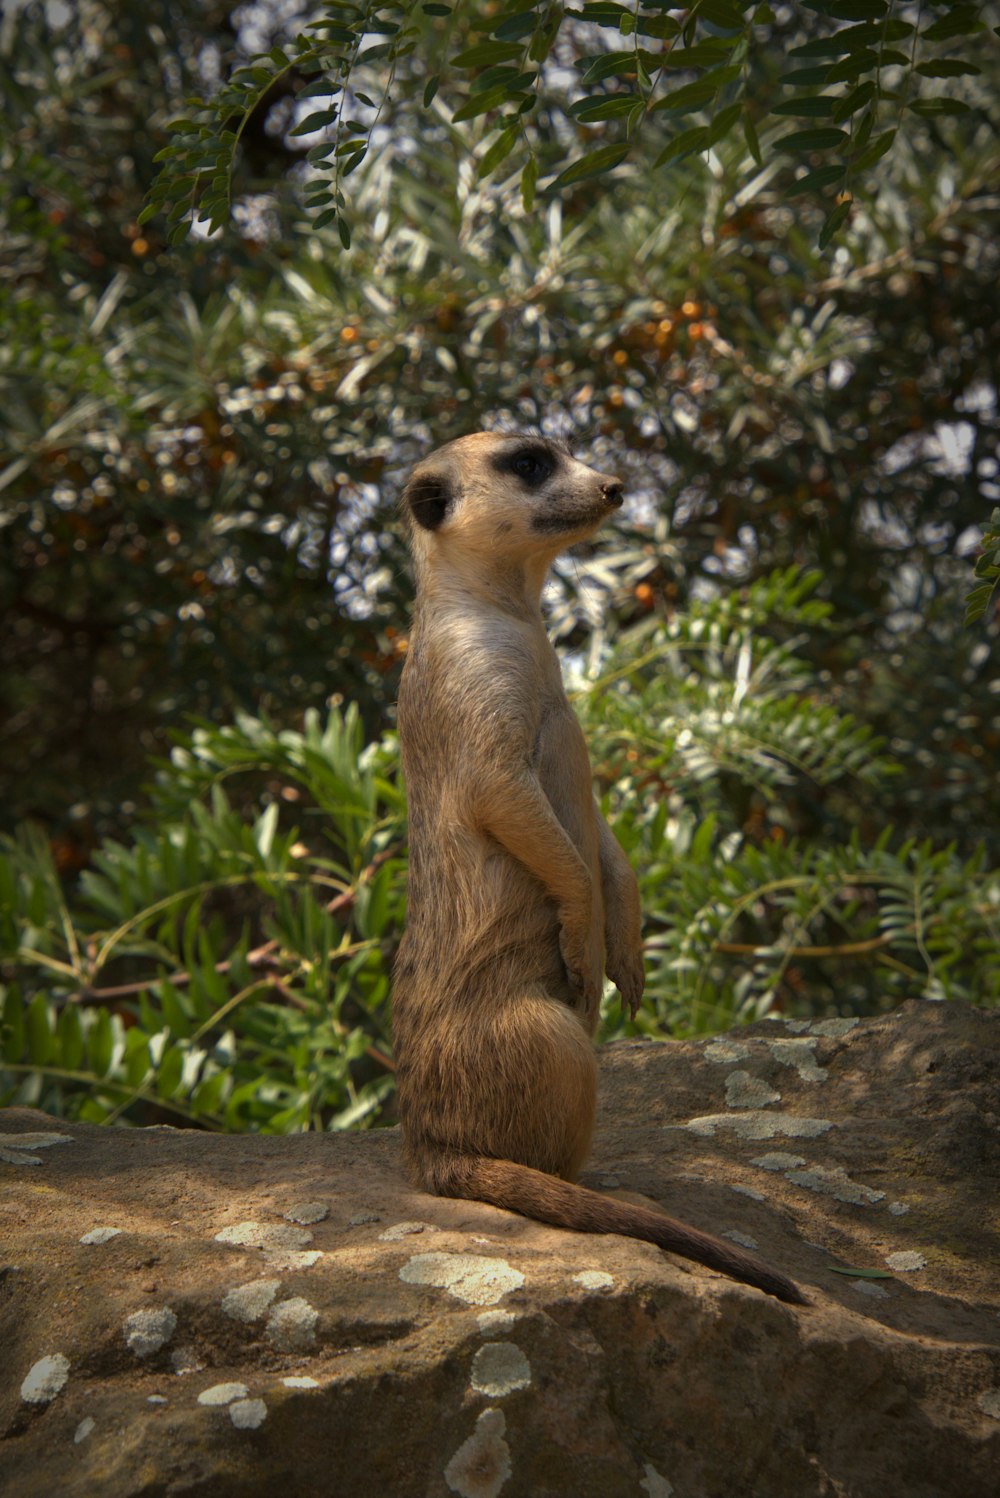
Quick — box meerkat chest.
[532,684,597,849]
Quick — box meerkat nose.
[602,479,624,508]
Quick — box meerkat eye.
[510,449,554,485]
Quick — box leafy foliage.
[146,0,998,246]
[3,572,997,1129]
[1,707,403,1130]
[966,506,1000,624]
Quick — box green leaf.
[492,9,538,40]
[338,216,352,249]
[661,39,739,68]
[58,1004,84,1071]
[551,142,630,188]
[452,84,514,122]
[158,1042,184,1098]
[818,197,852,249]
[786,162,845,195]
[469,64,534,95]
[654,124,709,168]
[26,994,53,1065]
[290,108,339,136]
[705,101,742,145]
[831,80,876,120]
[828,1265,893,1278]
[781,64,833,85]
[771,94,838,116]
[651,64,742,113]
[580,49,659,84]
[2,988,25,1061]
[478,124,520,178]
[851,128,896,172]
[823,48,879,83]
[776,127,848,151]
[451,40,523,68]
[908,97,970,116]
[423,75,439,108]
[915,59,981,78]
[921,7,986,42]
[571,95,641,121]
[699,0,747,27]
[88,1008,113,1077]
[823,0,887,16]
[521,153,538,210]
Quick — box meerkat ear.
[403,470,453,531]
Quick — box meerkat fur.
[392,431,806,1306]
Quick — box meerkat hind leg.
[416,992,599,1182]
[416,1000,807,1307]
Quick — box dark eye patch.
[491,442,558,488]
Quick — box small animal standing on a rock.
[392,431,806,1305]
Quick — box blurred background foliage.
[1,1,998,1129]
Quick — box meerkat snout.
[601,478,624,507]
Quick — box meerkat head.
[401,432,624,579]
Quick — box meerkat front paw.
[607,944,645,1020]
[559,919,603,1010]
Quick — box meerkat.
[392,431,806,1306]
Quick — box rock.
[1,1000,998,1497]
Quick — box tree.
[147,1,998,252]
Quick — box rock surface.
[1,1000,998,1497]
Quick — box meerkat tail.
[432,1154,807,1306]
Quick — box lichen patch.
[685,1112,833,1140]
[265,1296,318,1351]
[470,1342,531,1397]
[79,1226,122,1245]
[400,1252,525,1306]
[262,1248,323,1271]
[976,1389,1000,1420]
[703,1040,751,1064]
[765,1038,827,1082]
[571,1270,614,1291]
[214,1221,312,1251]
[123,1307,177,1358]
[885,1251,926,1272]
[851,1280,890,1300]
[810,1018,859,1037]
[378,1220,437,1241]
[21,1354,70,1403]
[477,1310,515,1334]
[0,1132,73,1167]
[230,1397,267,1429]
[722,1230,759,1250]
[725,1071,781,1108]
[221,1278,282,1323]
[640,1465,675,1498]
[283,1202,328,1225]
[752,1152,807,1172]
[444,1408,512,1498]
[197,1382,249,1406]
[785,1166,884,1206]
